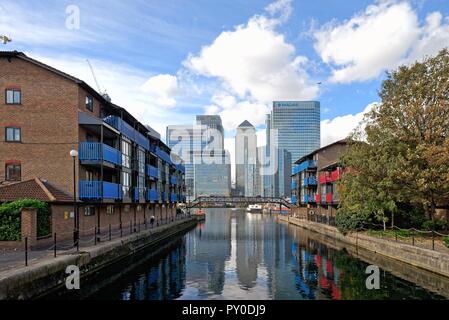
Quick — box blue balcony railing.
[291,180,297,189]
[156,147,172,164]
[133,187,145,201]
[303,194,316,204]
[170,176,177,185]
[79,181,122,200]
[103,115,149,151]
[303,176,317,187]
[162,192,168,202]
[171,194,178,202]
[291,195,297,204]
[176,164,185,174]
[146,188,158,201]
[146,165,158,179]
[79,142,121,166]
[292,160,317,175]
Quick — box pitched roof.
[238,120,254,128]
[0,178,73,203]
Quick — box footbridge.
[186,196,296,209]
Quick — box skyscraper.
[270,101,320,197]
[167,115,231,200]
[235,120,258,197]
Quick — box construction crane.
[0,35,12,45]
[86,59,111,102]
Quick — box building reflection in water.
[78,208,445,300]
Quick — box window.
[86,170,94,181]
[121,140,131,168]
[5,163,21,181]
[84,206,96,216]
[122,171,131,197]
[106,205,115,215]
[86,95,94,112]
[5,89,21,104]
[5,127,21,142]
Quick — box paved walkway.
[0,215,191,274]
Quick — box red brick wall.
[0,57,79,195]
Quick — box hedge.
[0,199,51,241]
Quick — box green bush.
[0,199,50,241]
[421,219,447,232]
[444,236,449,248]
[335,210,370,234]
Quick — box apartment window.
[121,140,131,168]
[5,163,21,181]
[86,95,94,112]
[106,205,115,215]
[86,170,94,181]
[122,171,131,197]
[5,89,21,104]
[84,206,96,216]
[5,127,21,142]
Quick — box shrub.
[0,199,50,241]
[444,236,449,248]
[335,210,370,234]
[421,219,447,232]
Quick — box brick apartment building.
[0,51,186,240]
[291,139,348,218]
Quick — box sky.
[1,0,449,171]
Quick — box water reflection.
[79,209,446,300]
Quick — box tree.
[338,49,449,230]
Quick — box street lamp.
[70,150,79,249]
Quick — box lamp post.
[70,150,79,249]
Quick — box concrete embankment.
[0,218,197,300]
[278,215,449,279]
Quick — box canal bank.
[278,215,449,279]
[0,217,197,300]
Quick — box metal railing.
[295,213,449,252]
[19,212,193,267]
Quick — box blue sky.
[1,0,449,150]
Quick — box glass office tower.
[167,115,231,200]
[270,101,320,197]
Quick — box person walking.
[150,215,155,228]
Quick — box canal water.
[49,208,447,300]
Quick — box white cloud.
[313,0,420,83]
[407,11,449,62]
[140,74,179,108]
[184,0,318,131]
[30,53,183,136]
[321,103,377,146]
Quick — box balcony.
[292,160,317,175]
[171,194,178,202]
[176,164,185,174]
[156,147,172,164]
[79,142,121,167]
[103,115,150,151]
[291,195,298,204]
[146,188,158,202]
[170,176,177,185]
[319,173,332,184]
[330,168,342,182]
[315,194,321,203]
[133,187,145,201]
[146,165,158,180]
[79,181,122,200]
[326,193,333,203]
[303,195,316,203]
[291,180,297,189]
[162,192,168,202]
[303,176,317,187]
